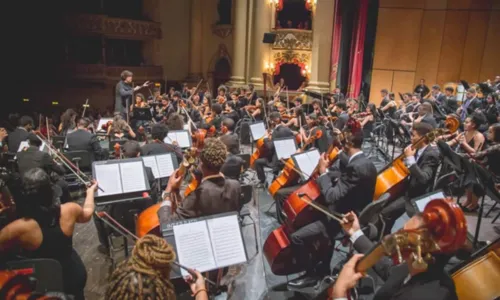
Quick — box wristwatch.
[162,191,171,200]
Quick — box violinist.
[108,114,136,140]
[131,93,149,130]
[202,103,223,131]
[413,102,438,129]
[357,103,376,139]
[442,87,459,114]
[162,138,241,219]
[379,89,397,119]
[284,106,306,133]
[147,87,162,104]
[333,101,349,130]
[7,115,33,153]
[299,113,328,153]
[311,99,325,117]
[66,118,108,162]
[166,113,185,131]
[332,86,345,103]
[216,86,228,104]
[287,132,377,289]
[254,112,294,187]
[484,93,499,125]
[185,99,203,124]
[59,109,78,136]
[244,98,265,121]
[380,122,440,235]
[171,91,184,114]
[332,212,458,300]
[457,88,481,121]
[220,118,245,180]
[181,82,191,99]
[223,101,240,125]
[154,95,174,123]
[141,123,183,164]
[200,96,212,118]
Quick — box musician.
[254,112,294,186]
[147,87,161,104]
[171,91,183,114]
[492,75,500,91]
[414,78,430,98]
[331,212,458,300]
[223,101,240,125]
[484,93,499,125]
[284,106,306,133]
[414,102,438,128]
[311,99,325,116]
[163,138,241,219]
[333,87,345,103]
[166,113,185,131]
[333,101,349,130]
[141,123,183,164]
[220,119,245,180]
[181,82,191,99]
[0,168,98,299]
[286,132,376,289]
[244,98,264,121]
[430,85,446,105]
[66,118,107,162]
[114,70,149,119]
[186,100,203,124]
[442,87,459,114]
[154,95,174,122]
[58,109,77,136]
[379,89,397,118]
[358,103,377,139]
[380,123,440,235]
[7,115,33,153]
[203,103,223,131]
[446,113,485,155]
[457,88,481,121]
[108,114,136,140]
[200,96,212,118]
[130,93,149,129]
[299,113,328,153]
[217,86,228,104]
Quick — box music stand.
[133,107,152,121]
[291,149,321,181]
[273,137,297,160]
[141,153,179,195]
[164,130,192,148]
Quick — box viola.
[136,149,197,238]
[372,115,459,202]
[268,129,323,197]
[326,198,467,299]
[250,136,268,168]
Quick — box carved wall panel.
[272,29,313,51]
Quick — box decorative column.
[229,0,249,86]
[249,0,273,87]
[187,0,203,81]
[307,0,335,92]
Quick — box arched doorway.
[213,57,231,95]
[273,63,306,90]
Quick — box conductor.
[115,70,150,120]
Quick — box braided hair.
[106,235,177,300]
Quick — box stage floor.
[74,143,500,299]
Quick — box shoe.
[462,206,479,213]
[97,245,109,255]
[287,274,319,290]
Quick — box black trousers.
[274,185,300,224]
[380,196,416,235]
[290,218,340,274]
[254,157,271,183]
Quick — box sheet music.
[119,161,147,193]
[183,124,190,130]
[166,131,191,148]
[173,221,217,277]
[207,215,247,267]
[274,138,297,160]
[156,154,175,178]
[294,149,320,180]
[142,156,160,179]
[94,164,122,196]
[17,141,30,152]
[250,122,266,140]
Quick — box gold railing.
[65,14,161,39]
[59,64,163,81]
[272,28,313,51]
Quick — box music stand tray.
[133,107,153,121]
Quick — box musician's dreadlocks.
[200,137,227,171]
[106,235,177,300]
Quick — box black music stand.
[133,107,152,121]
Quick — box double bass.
[372,115,459,201]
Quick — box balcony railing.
[65,14,161,39]
[272,29,313,51]
[59,64,163,81]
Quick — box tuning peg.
[411,235,428,270]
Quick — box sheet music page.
[173,221,217,276]
[175,131,191,148]
[17,141,30,152]
[119,161,147,193]
[207,215,247,268]
[164,134,174,144]
[142,156,160,179]
[250,122,266,140]
[94,164,122,196]
[156,154,175,178]
[306,150,321,179]
[274,139,297,160]
[294,152,314,180]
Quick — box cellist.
[254,112,294,187]
[287,132,377,290]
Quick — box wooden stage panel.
[414,10,446,86]
[459,11,490,84]
[373,8,423,72]
[425,0,448,10]
[436,11,469,85]
[480,11,500,81]
[392,71,416,104]
[369,69,394,106]
[379,0,425,9]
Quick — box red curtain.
[329,0,342,92]
[347,0,369,98]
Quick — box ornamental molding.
[272,50,311,65]
[272,29,312,51]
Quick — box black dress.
[363,119,374,139]
[23,216,87,299]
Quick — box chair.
[358,195,390,242]
[6,258,64,293]
[63,150,92,171]
[51,136,66,151]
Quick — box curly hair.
[200,138,227,171]
[106,235,177,300]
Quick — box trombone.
[34,132,104,192]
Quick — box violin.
[327,198,468,299]
[217,95,227,104]
[244,105,258,112]
[136,149,197,238]
[372,115,459,202]
[268,129,323,197]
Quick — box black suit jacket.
[442,96,458,114]
[420,114,438,128]
[219,133,240,155]
[316,152,377,214]
[66,129,104,161]
[407,145,440,199]
[221,154,245,180]
[353,235,457,300]
[140,141,183,164]
[115,80,134,114]
[17,146,65,177]
[7,128,30,153]
[264,124,294,163]
[435,93,446,106]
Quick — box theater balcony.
[58,64,163,83]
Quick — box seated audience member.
[66,118,107,161]
[0,169,98,300]
[106,234,208,300]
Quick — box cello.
[326,198,468,299]
[268,128,323,196]
[135,149,196,238]
[372,115,459,201]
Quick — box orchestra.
[1,70,499,300]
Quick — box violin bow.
[82,99,89,119]
[94,211,218,287]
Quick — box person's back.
[7,115,33,153]
[66,119,105,161]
